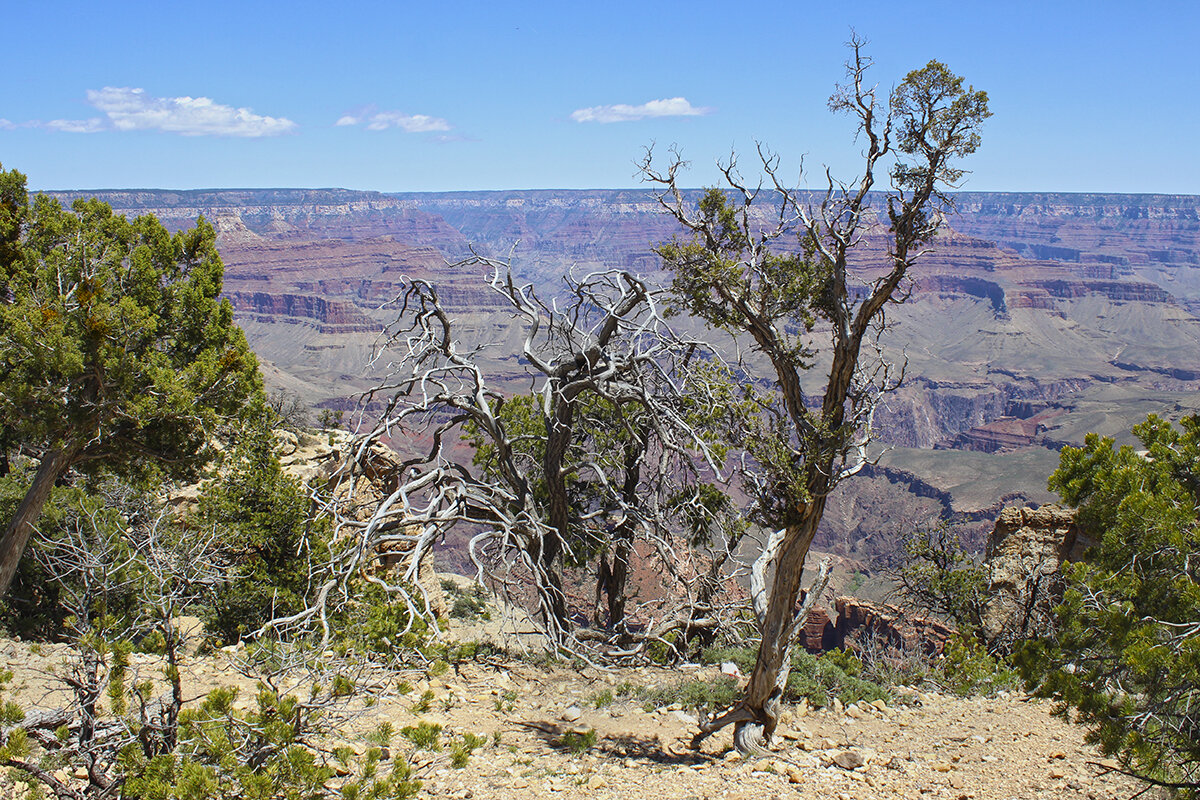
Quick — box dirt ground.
[0,633,1154,800]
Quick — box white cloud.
[336,108,452,133]
[570,97,713,124]
[0,119,16,130]
[78,87,296,136]
[45,118,106,134]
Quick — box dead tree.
[647,38,990,752]
[309,256,729,650]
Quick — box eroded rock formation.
[800,598,956,656]
[979,504,1081,647]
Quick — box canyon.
[47,187,1200,562]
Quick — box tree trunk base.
[690,699,778,755]
[733,719,769,755]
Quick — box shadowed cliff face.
[46,188,1200,546]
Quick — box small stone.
[1049,770,1066,779]
[832,697,845,715]
[73,767,89,780]
[586,775,607,789]
[931,762,954,772]
[845,703,866,719]
[561,704,583,722]
[1049,750,1067,760]
[833,750,866,770]
[671,709,698,725]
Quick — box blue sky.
[2,0,1197,194]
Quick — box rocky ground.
[0,633,1152,800]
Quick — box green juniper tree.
[647,39,989,751]
[1028,414,1200,796]
[0,166,262,596]
[199,414,330,646]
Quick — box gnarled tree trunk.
[0,444,80,596]
[734,500,826,749]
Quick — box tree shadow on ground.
[517,720,716,765]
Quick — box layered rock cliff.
[43,187,1200,541]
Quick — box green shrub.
[494,689,517,712]
[893,522,987,632]
[937,632,1017,696]
[449,733,488,768]
[561,728,597,754]
[639,675,739,713]
[700,646,757,675]
[442,581,492,621]
[1025,414,1200,796]
[9,650,421,800]
[789,650,891,708]
[346,583,433,656]
[198,423,330,647]
[411,690,435,714]
[400,721,442,751]
[699,645,892,708]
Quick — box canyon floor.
[0,632,1153,800]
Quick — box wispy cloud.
[570,97,713,124]
[45,118,106,134]
[85,87,296,136]
[0,119,16,130]
[336,107,452,133]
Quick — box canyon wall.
[45,188,1200,550]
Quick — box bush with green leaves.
[1021,414,1200,797]
[788,649,891,708]
[560,728,598,754]
[449,732,488,768]
[115,684,420,800]
[198,418,331,646]
[400,720,442,751]
[937,632,1017,697]
[893,523,987,632]
[442,580,492,621]
[697,646,892,709]
[639,675,740,714]
[0,466,420,800]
